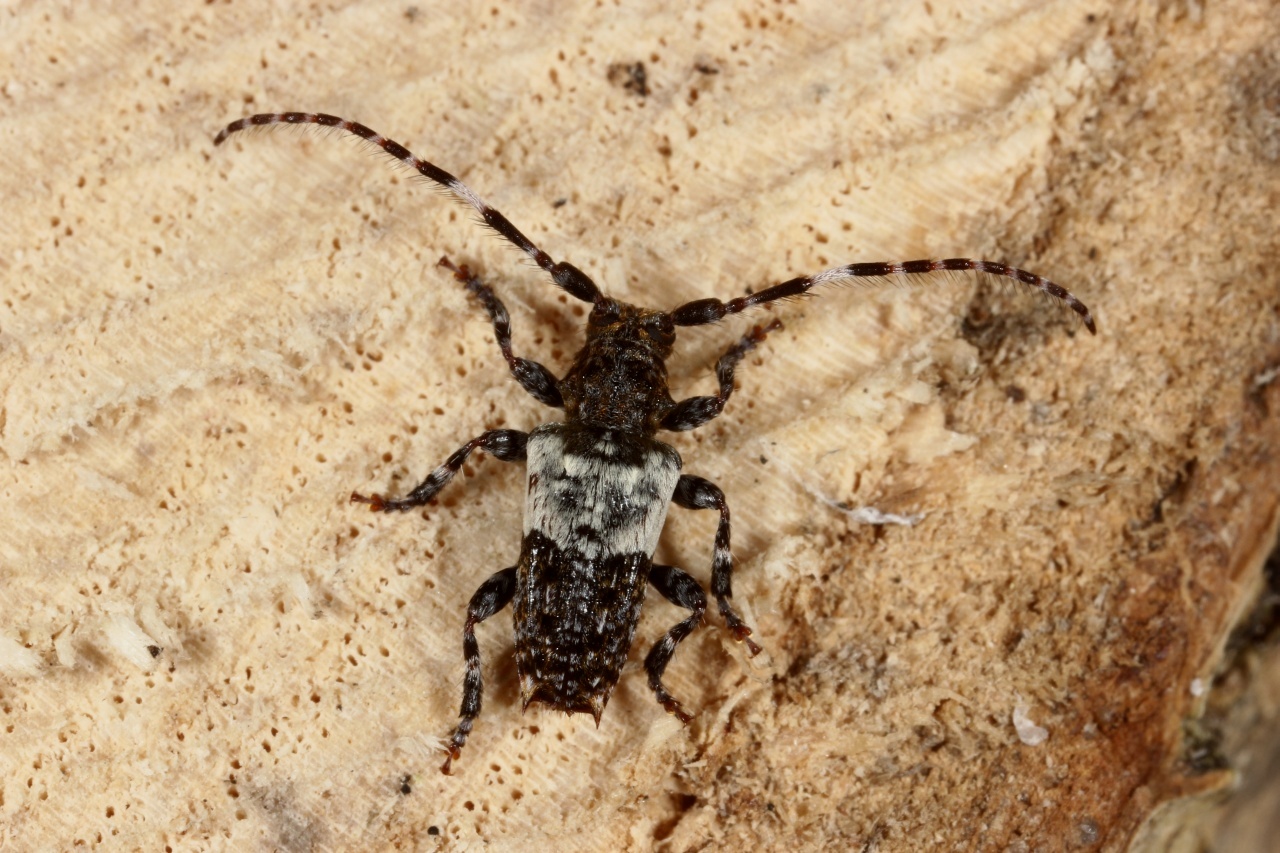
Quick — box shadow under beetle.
[214,111,1095,773]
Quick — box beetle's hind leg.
[645,564,707,723]
[441,567,517,775]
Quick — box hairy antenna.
[214,112,602,304]
[671,258,1096,334]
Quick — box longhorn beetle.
[214,112,1096,774]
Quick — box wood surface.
[2,1,1278,849]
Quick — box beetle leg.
[672,475,762,656]
[441,566,517,775]
[645,564,707,723]
[660,320,781,432]
[438,257,563,408]
[352,428,528,512]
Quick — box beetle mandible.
[214,112,1095,773]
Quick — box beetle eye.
[650,315,673,333]
[643,313,676,344]
[590,300,621,326]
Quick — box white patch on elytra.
[524,424,681,559]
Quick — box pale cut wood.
[2,1,1278,850]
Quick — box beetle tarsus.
[350,491,388,512]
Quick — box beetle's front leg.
[352,429,528,512]
[660,320,781,432]
[438,257,563,409]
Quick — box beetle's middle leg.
[672,475,762,656]
[441,566,517,775]
[352,428,527,512]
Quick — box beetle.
[214,112,1095,773]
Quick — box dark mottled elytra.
[214,111,1095,774]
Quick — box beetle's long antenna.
[214,112,602,305]
[671,258,1096,334]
